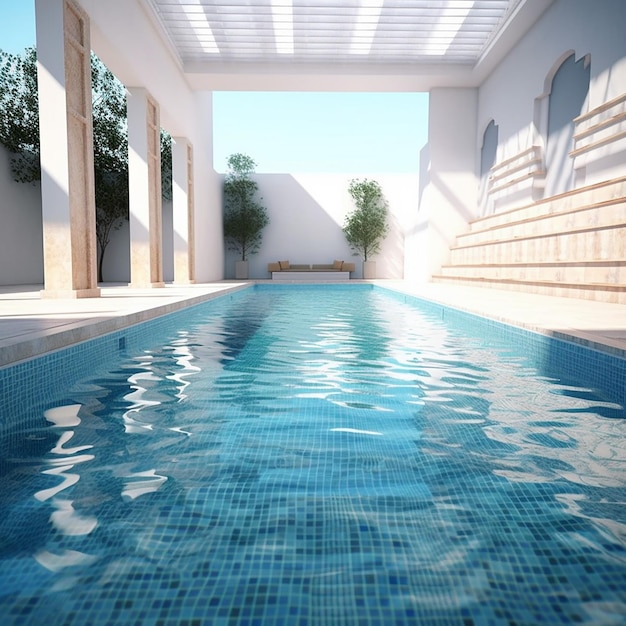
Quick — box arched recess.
[479,119,498,215]
[542,52,590,197]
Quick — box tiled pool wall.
[0,289,249,432]
[1,283,624,435]
[379,285,626,407]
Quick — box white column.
[192,90,224,282]
[127,88,164,288]
[172,138,196,284]
[35,0,100,298]
[415,88,479,281]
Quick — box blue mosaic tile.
[0,284,624,625]
[379,285,626,406]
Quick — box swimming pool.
[0,284,625,625]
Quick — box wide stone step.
[457,197,625,247]
[438,175,626,304]
[431,275,626,305]
[449,225,626,266]
[439,260,626,284]
[468,175,626,232]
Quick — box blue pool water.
[0,284,625,625]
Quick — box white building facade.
[0,0,624,298]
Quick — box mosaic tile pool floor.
[1,285,625,625]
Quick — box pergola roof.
[142,0,554,89]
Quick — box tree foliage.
[0,46,173,282]
[90,56,129,282]
[223,153,269,261]
[0,47,39,183]
[343,178,389,261]
[161,131,172,203]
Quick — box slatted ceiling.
[147,0,518,66]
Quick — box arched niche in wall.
[479,119,498,215]
[542,51,590,197]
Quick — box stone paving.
[1,281,625,368]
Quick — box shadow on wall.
[162,199,173,282]
[102,206,167,285]
[0,149,414,286]
[0,146,43,286]
[104,156,224,285]
[102,219,130,282]
[223,173,415,280]
[385,209,406,279]
[89,208,183,285]
[544,53,590,197]
[224,173,351,279]
[408,137,484,283]
[418,143,429,211]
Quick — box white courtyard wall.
[162,198,173,283]
[100,198,175,284]
[102,219,130,283]
[0,146,44,285]
[413,88,478,282]
[477,0,626,213]
[3,1,624,287]
[224,173,419,280]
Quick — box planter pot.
[235,260,249,279]
[363,260,376,279]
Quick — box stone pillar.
[172,138,196,284]
[35,0,100,298]
[127,88,164,288]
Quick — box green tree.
[90,56,129,283]
[343,178,389,261]
[0,47,172,282]
[0,47,39,183]
[223,153,269,261]
[160,130,172,202]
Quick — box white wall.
[4,0,624,288]
[477,0,626,203]
[415,88,478,282]
[223,173,419,280]
[0,148,173,287]
[162,198,173,282]
[102,219,129,283]
[0,146,43,285]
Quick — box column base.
[40,287,102,299]
[129,282,166,289]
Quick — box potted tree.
[223,153,269,279]
[343,178,389,279]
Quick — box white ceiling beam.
[271,1,294,54]
[179,0,219,54]
[350,0,385,55]
[423,0,475,56]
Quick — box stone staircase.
[433,176,626,304]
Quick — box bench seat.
[268,261,355,279]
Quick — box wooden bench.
[268,261,355,280]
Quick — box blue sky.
[0,0,428,174]
[212,91,428,173]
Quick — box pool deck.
[0,280,625,368]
